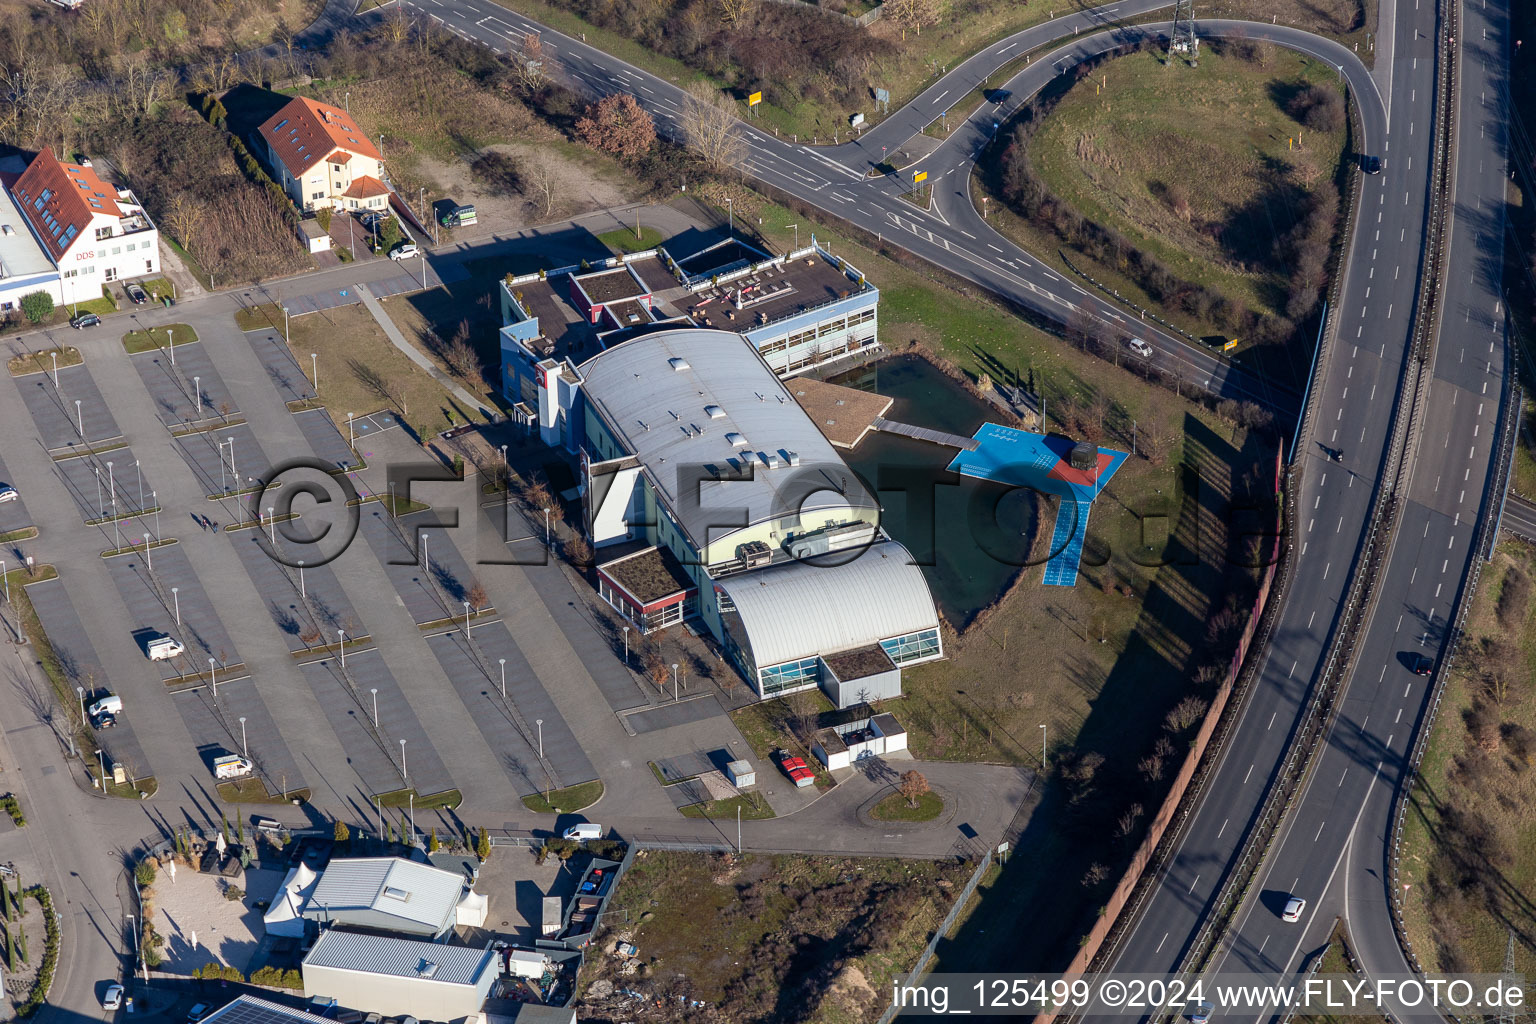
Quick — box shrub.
[134,859,158,887]
[334,819,350,843]
[15,888,57,1017]
[224,885,245,902]
[19,292,53,324]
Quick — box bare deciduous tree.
[897,769,930,807]
[716,0,759,27]
[574,93,657,159]
[521,152,560,217]
[680,80,744,170]
[883,0,943,38]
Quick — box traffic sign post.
[747,91,762,117]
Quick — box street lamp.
[194,376,202,418]
[171,586,180,626]
[622,625,629,667]
[268,506,276,545]
[74,399,83,440]
[789,223,799,250]
[422,533,430,577]
[76,686,85,725]
[463,601,472,638]
[498,658,506,699]
[282,305,290,344]
[536,718,543,759]
[310,353,318,395]
[239,716,247,756]
[338,628,346,668]
[399,739,407,781]
[727,197,734,238]
[370,688,379,727]
[543,508,550,550]
[227,436,238,491]
[49,350,57,389]
[672,663,679,702]
[347,412,355,447]
[135,460,143,512]
[298,560,306,598]
[143,533,153,571]
[209,658,217,699]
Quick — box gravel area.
[148,864,285,975]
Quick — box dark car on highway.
[1362,154,1383,174]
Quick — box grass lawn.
[582,850,972,1021]
[8,345,81,378]
[122,324,199,355]
[0,527,38,544]
[597,225,666,254]
[274,303,485,440]
[679,792,774,820]
[981,46,1346,367]
[1399,540,1536,977]
[730,689,838,789]
[235,303,282,332]
[378,788,463,810]
[1292,926,1387,1024]
[140,278,177,303]
[216,777,313,804]
[521,779,605,814]
[870,790,943,822]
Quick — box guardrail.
[1155,0,1460,1000]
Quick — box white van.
[146,635,185,661]
[562,823,602,840]
[213,755,253,780]
[88,695,123,717]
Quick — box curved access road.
[406,0,1376,412]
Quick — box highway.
[407,0,1312,412]
[1502,492,1536,541]
[409,0,1512,1014]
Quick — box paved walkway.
[354,282,490,416]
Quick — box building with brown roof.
[258,97,388,214]
[8,151,159,307]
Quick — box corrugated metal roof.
[718,539,939,668]
[578,328,877,555]
[202,996,330,1024]
[306,857,464,935]
[303,929,496,987]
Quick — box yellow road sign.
[914,170,928,184]
[748,91,762,106]
[1223,338,1240,351]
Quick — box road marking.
[1315,821,1327,841]
[1188,874,1200,894]
[987,243,1004,252]
[1268,712,1276,730]
[1244,764,1254,784]
[1156,932,1169,954]
[1396,708,1403,724]
[1217,818,1228,838]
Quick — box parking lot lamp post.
[107,461,116,515]
[171,587,180,626]
[399,739,407,782]
[77,686,84,726]
[500,445,508,480]
[136,460,143,511]
[370,688,378,727]
[168,327,175,367]
[49,351,57,389]
[219,441,227,493]
[239,717,247,757]
[298,560,306,598]
[194,377,201,418]
[536,719,543,760]
[282,305,289,345]
[268,507,276,545]
[310,353,318,396]
[338,628,346,668]
[672,663,679,702]
[227,437,238,492]
[143,534,152,571]
[151,493,159,540]
[409,793,414,845]
[623,625,629,668]
[422,533,430,577]
[97,749,105,789]
[74,399,83,441]
[499,658,506,699]
[112,501,119,551]
[95,467,104,516]
[209,658,217,699]
[463,601,471,639]
[726,197,733,238]
[347,413,355,447]
[543,508,550,551]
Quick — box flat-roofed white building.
[0,185,62,312]
[302,929,498,1020]
[299,857,481,940]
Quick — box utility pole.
[1168,0,1199,64]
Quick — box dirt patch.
[402,144,636,241]
[579,851,971,1024]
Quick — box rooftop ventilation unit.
[726,432,749,448]
[668,357,690,371]
[417,961,438,978]
[705,405,726,419]
[782,450,801,466]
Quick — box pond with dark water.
[828,354,1042,629]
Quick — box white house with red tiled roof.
[258,97,389,213]
[8,151,159,307]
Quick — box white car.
[389,242,420,261]
[1281,896,1307,922]
[0,485,17,503]
[1127,337,1154,358]
[102,983,124,1010]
